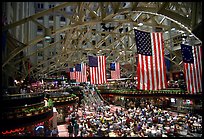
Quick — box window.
[38,41,43,44]
[60,16,66,22]
[102,42,106,46]
[92,40,96,45]
[38,3,44,9]
[109,39,112,43]
[50,26,54,31]
[37,16,43,20]
[50,61,54,65]
[51,38,54,43]
[49,15,53,21]
[38,3,41,8]
[41,4,44,9]
[37,26,43,32]
[92,29,96,35]
[38,52,43,56]
[125,27,128,32]
[123,2,126,7]
[60,35,64,40]
[155,27,162,32]
[119,28,123,33]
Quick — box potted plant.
[34,108,39,115]
[24,109,32,116]
[38,107,44,113]
[29,108,36,115]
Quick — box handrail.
[3,93,44,100]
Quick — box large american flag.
[110,62,120,79]
[181,44,202,94]
[134,29,167,90]
[70,67,76,80]
[75,63,87,83]
[88,55,107,84]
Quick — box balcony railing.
[98,88,202,97]
[1,106,53,132]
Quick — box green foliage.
[71,93,76,97]
[48,99,54,106]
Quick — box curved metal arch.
[2,2,202,80]
[3,2,201,66]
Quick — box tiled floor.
[57,124,68,137]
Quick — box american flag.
[110,62,120,79]
[88,55,107,84]
[134,29,167,90]
[75,63,87,83]
[181,44,202,94]
[70,67,76,80]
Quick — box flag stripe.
[137,55,141,89]
[197,47,202,92]
[184,64,189,92]
[150,56,153,90]
[193,48,199,92]
[155,33,161,89]
[161,33,167,88]
[158,33,162,89]
[141,55,145,90]
[144,56,147,90]
[190,64,195,93]
[152,33,158,90]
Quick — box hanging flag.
[89,55,106,84]
[110,62,120,79]
[181,44,202,94]
[134,29,167,90]
[75,63,87,83]
[70,67,76,80]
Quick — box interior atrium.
[1,2,202,137]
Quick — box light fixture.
[44,28,51,42]
[164,31,169,34]
[138,22,143,26]
[189,34,194,37]
[178,30,184,33]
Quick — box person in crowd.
[51,128,59,137]
[67,123,74,137]
[74,122,79,137]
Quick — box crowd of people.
[62,96,202,137]
[104,79,186,90]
